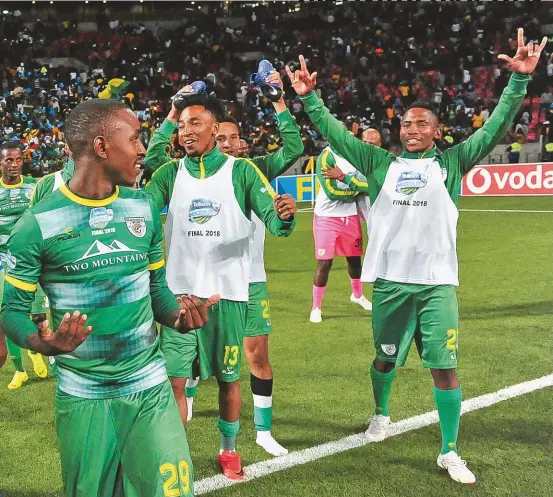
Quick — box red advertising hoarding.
[461,163,553,196]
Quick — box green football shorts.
[0,266,48,315]
[243,282,272,338]
[55,380,194,497]
[161,299,246,382]
[372,278,459,369]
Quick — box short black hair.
[406,101,440,121]
[218,115,239,127]
[0,142,23,157]
[203,97,226,122]
[65,99,130,159]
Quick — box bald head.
[362,128,382,148]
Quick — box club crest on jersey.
[125,217,146,238]
[9,188,20,200]
[89,207,113,229]
[395,171,428,195]
[189,198,221,225]
[381,344,396,356]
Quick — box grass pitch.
[0,196,552,497]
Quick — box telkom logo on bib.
[395,171,428,195]
[189,198,221,224]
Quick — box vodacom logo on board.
[462,163,553,196]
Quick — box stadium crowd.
[1,1,552,176]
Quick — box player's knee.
[0,352,6,368]
[374,359,396,374]
[430,368,459,389]
[169,377,187,399]
[245,337,269,370]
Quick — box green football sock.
[217,417,240,452]
[185,377,199,399]
[6,337,24,372]
[370,363,396,416]
[434,386,462,454]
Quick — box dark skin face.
[93,108,146,187]
[178,105,218,157]
[400,108,441,153]
[215,122,241,156]
[1,148,23,184]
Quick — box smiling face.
[178,105,218,157]
[400,108,441,153]
[215,121,241,156]
[101,109,146,187]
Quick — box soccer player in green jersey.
[145,91,296,479]
[286,30,547,484]
[1,99,219,497]
[0,143,49,389]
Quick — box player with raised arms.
[286,29,547,484]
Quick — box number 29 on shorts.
[160,461,190,496]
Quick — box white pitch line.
[195,374,553,495]
[459,209,553,213]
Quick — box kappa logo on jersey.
[89,207,114,229]
[441,167,448,181]
[189,198,221,225]
[1,250,17,270]
[395,171,428,195]
[381,344,397,356]
[125,217,146,238]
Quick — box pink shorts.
[313,214,363,260]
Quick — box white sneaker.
[365,414,390,442]
[437,451,476,485]
[309,308,322,323]
[350,294,372,311]
[186,396,194,422]
[256,431,289,457]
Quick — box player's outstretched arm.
[446,28,547,175]
[239,160,295,237]
[285,55,392,177]
[251,71,305,181]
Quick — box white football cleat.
[256,431,289,457]
[437,451,476,485]
[350,294,372,311]
[365,414,390,442]
[309,308,322,323]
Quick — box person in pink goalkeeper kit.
[310,128,382,323]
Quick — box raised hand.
[274,194,297,221]
[168,85,194,122]
[173,294,220,333]
[285,55,317,96]
[498,28,548,75]
[37,311,92,355]
[266,71,284,89]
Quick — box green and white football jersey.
[4,184,173,399]
[0,176,36,260]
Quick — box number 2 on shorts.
[160,461,191,496]
[446,329,458,351]
[224,345,239,366]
